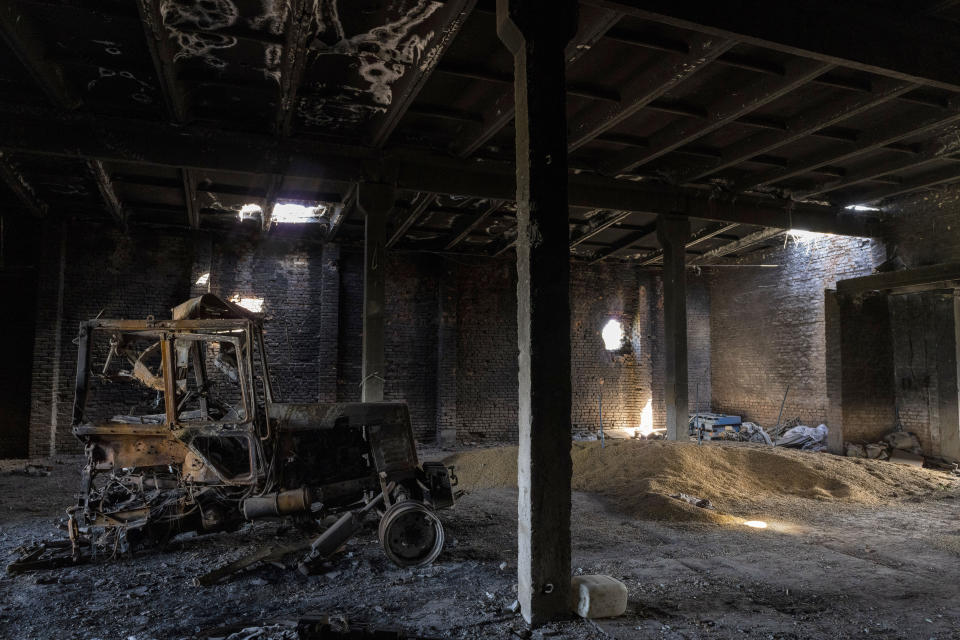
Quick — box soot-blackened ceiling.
[3,0,960,264]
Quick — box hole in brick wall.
[229,294,264,313]
[238,203,263,223]
[195,272,210,286]
[602,318,624,351]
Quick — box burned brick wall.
[883,190,960,458]
[27,221,718,454]
[888,292,959,458]
[836,291,897,444]
[336,250,441,442]
[444,258,709,442]
[206,227,332,405]
[0,210,40,458]
[29,221,195,456]
[885,188,960,268]
[451,258,519,443]
[708,234,885,430]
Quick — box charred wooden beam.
[453,7,623,157]
[387,193,435,248]
[689,227,784,264]
[368,0,477,148]
[0,151,47,217]
[584,0,960,92]
[637,222,738,265]
[88,160,126,227]
[684,78,920,183]
[745,106,960,189]
[569,209,631,248]
[0,2,80,109]
[589,221,658,263]
[568,33,735,152]
[444,200,503,250]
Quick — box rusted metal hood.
[170,294,257,321]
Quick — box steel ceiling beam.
[0,106,876,236]
[745,106,960,189]
[637,222,739,265]
[569,210,631,248]
[851,164,960,204]
[368,0,477,148]
[180,169,201,230]
[387,193,436,248]
[87,160,126,227]
[683,78,921,183]
[797,147,960,200]
[602,58,833,174]
[589,221,658,263]
[275,0,312,137]
[584,0,960,92]
[689,227,785,264]
[453,7,624,158]
[567,33,736,152]
[0,151,47,217]
[444,200,503,250]
[0,2,81,109]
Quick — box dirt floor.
[1,442,959,640]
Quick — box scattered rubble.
[3,464,51,477]
[775,424,829,451]
[846,431,959,474]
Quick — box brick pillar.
[318,242,340,403]
[357,183,395,402]
[436,266,458,445]
[824,289,844,454]
[657,214,689,441]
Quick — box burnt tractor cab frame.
[11,295,456,575]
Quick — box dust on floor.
[445,440,957,523]
[0,443,958,640]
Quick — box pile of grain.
[444,441,955,523]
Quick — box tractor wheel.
[378,500,444,568]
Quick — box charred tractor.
[9,295,456,578]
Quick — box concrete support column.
[657,214,689,441]
[357,183,395,402]
[497,0,577,626]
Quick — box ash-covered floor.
[1,444,959,640]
